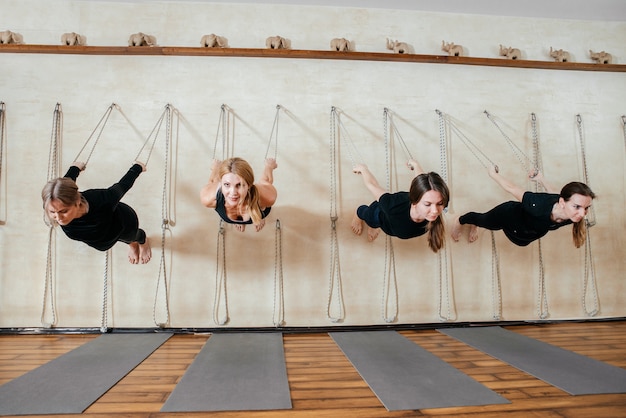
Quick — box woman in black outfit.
[451,165,595,248]
[42,161,152,264]
[200,157,277,232]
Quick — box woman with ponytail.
[201,157,277,232]
[450,165,594,247]
[351,159,450,252]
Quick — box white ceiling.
[154,0,626,22]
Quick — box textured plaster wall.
[0,0,624,328]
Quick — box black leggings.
[459,201,521,231]
[117,203,146,245]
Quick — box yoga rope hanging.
[327,106,348,323]
[484,110,549,319]
[575,114,600,317]
[437,109,501,320]
[211,104,234,325]
[432,110,456,321]
[0,102,6,225]
[267,105,285,326]
[529,114,549,320]
[381,108,400,323]
[74,103,117,332]
[212,104,234,161]
[41,103,63,328]
[145,104,176,328]
[210,104,284,326]
[213,219,229,325]
[272,219,285,326]
[622,115,626,151]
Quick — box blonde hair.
[41,177,86,226]
[409,172,450,252]
[219,157,263,225]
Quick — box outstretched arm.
[256,158,278,208]
[200,159,222,208]
[488,165,525,202]
[353,163,387,200]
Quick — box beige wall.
[0,0,624,328]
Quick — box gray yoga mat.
[161,333,292,412]
[439,326,626,395]
[0,333,172,416]
[329,331,509,411]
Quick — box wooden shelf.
[1,44,624,72]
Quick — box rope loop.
[41,103,63,328]
[213,219,229,325]
[265,104,282,160]
[437,110,497,170]
[74,103,117,165]
[327,106,345,323]
[272,219,285,327]
[0,102,6,225]
[135,104,172,167]
[484,109,534,174]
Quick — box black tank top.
[214,189,272,224]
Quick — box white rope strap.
[622,115,626,151]
[153,104,174,327]
[484,110,535,174]
[435,109,456,321]
[100,249,111,332]
[575,115,596,226]
[381,109,398,323]
[272,219,285,326]
[327,107,345,323]
[575,114,600,317]
[41,103,63,328]
[265,105,281,160]
[74,103,116,165]
[0,101,6,225]
[535,236,549,320]
[530,113,549,319]
[212,104,234,161]
[490,231,502,320]
[435,110,498,170]
[213,220,229,325]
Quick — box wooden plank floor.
[1,321,625,417]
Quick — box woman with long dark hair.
[351,159,450,252]
[451,165,595,247]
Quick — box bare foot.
[450,216,463,241]
[128,242,140,264]
[367,227,380,242]
[351,211,363,235]
[234,224,246,232]
[255,219,266,232]
[139,238,152,264]
[468,225,479,243]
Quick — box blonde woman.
[42,161,151,264]
[200,157,277,232]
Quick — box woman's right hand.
[72,161,86,171]
[353,163,368,174]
